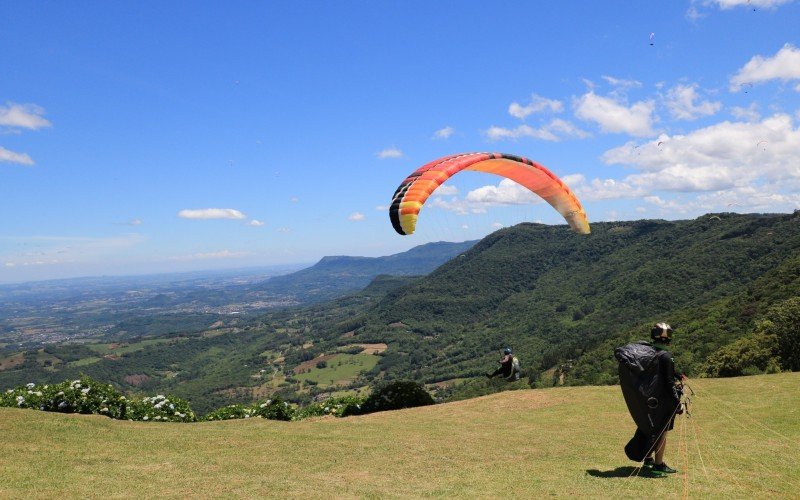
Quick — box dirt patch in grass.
[123,374,150,386]
[294,354,337,373]
[357,343,387,354]
[0,353,24,371]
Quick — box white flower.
[169,404,174,410]
[16,396,24,402]
[26,383,35,389]
[154,416,161,420]
[34,391,43,397]
[56,391,64,396]
[245,414,250,419]
[266,399,272,405]
[260,403,268,408]
[27,391,33,395]
[154,402,164,409]
[5,389,12,394]
[81,388,90,395]
[100,407,109,413]
[156,395,165,400]
[43,385,49,389]
[120,396,126,400]
[143,416,149,421]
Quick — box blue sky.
[2,0,800,283]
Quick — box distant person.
[615,322,684,474]
[486,347,521,381]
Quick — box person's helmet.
[503,347,512,355]
[651,322,674,343]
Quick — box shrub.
[252,397,295,421]
[1,377,127,418]
[203,404,252,421]
[360,380,434,414]
[203,397,296,422]
[295,395,365,419]
[126,394,196,422]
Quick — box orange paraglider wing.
[389,152,590,235]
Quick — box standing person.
[486,348,521,381]
[615,323,683,474]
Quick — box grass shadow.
[586,466,666,479]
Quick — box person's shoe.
[643,457,654,468]
[653,462,677,474]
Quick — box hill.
[1,372,797,497]
[339,212,800,393]
[251,240,477,303]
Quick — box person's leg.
[654,433,667,464]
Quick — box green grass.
[85,338,174,356]
[294,353,379,386]
[68,356,102,367]
[1,372,798,498]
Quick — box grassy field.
[1,372,798,498]
[294,353,379,386]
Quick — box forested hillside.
[340,212,800,393]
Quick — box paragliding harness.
[506,356,521,381]
[614,341,684,462]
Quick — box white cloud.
[129,219,142,226]
[432,185,458,196]
[377,147,403,159]
[561,174,586,189]
[601,76,643,90]
[177,208,246,220]
[348,212,365,221]
[730,103,760,122]
[248,219,264,226]
[277,227,291,233]
[568,176,647,201]
[731,43,800,90]
[0,146,34,165]
[465,178,539,205]
[601,114,800,194]
[508,94,563,119]
[665,84,721,120]
[170,250,251,261]
[0,102,52,130]
[1,234,145,268]
[491,222,504,229]
[375,205,389,211]
[485,119,588,142]
[290,196,299,203]
[574,92,657,137]
[433,126,455,139]
[429,197,486,215]
[699,0,794,10]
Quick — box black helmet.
[503,347,512,355]
[651,322,673,343]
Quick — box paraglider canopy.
[389,152,590,236]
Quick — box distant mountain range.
[251,240,478,303]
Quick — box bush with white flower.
[203,404,255,421]
[0,377,127,418]
[125,394,196,422]
[295,395,365,419]
[203,397,296,422]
